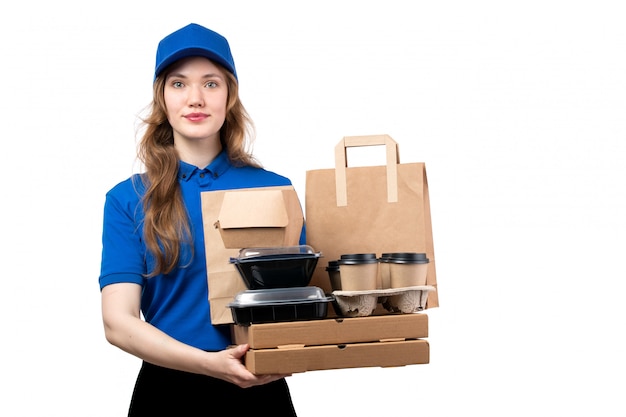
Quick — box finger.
[228,344,249,359]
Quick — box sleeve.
[98,183,147,289]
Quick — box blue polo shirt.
[99,151,301,351]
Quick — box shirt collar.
[178,150,231,182]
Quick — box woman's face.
[163,56,229,145]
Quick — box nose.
[187,85,204,107]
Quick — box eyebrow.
[167,72,225,80]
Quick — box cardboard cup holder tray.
[332,285,436,317]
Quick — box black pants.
[128,361,298,416]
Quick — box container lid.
[388,252,429,264]
[228,286,333,308]
[379,253,392,262]
[229,245,321,263]
[338,253,378,265]
[325,260,340,271]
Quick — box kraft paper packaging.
[201,186,305,324]
[305,135,438,308]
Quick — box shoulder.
[221,165,293,188]
[104,174,145,207]
[246,166,292,184]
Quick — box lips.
[185,113,208,122]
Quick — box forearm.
[103,316,285,387]
[101,283,218,376]
[103,314,214,375]
[100,283,283,387]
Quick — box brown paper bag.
[305,134,438,308]
[201,186,305,324]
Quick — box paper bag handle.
[334,134,399,206]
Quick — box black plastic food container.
[229,245,322,289]
[227,287,334,325]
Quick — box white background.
[1,1,624,416]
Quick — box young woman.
[99,23,299,416]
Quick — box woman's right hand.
[208,344,291,388]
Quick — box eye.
[205,81,218,88]
[172,81,184,88]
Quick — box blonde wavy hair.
[137,63,260,277]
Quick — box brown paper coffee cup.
[388,252,429,288]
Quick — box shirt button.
[199,173,205,178]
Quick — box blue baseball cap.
[154,23,237,81]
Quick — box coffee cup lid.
[340,253,377,260]
[326,260,340,271]
[338,253,378,264]
[388,252,429,263]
